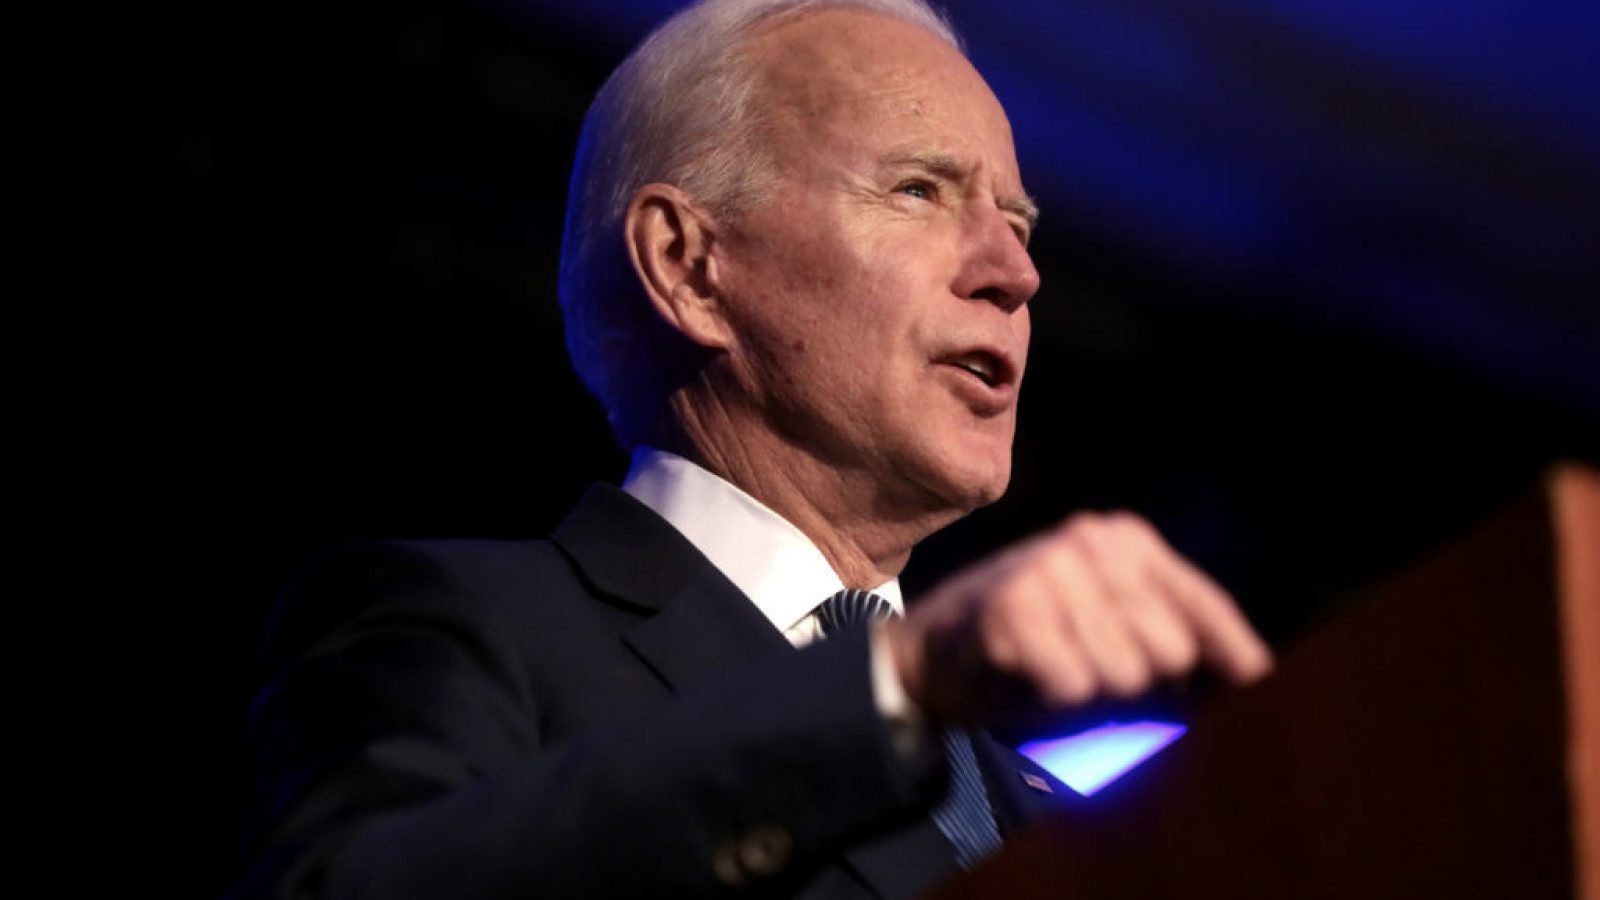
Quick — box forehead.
[743,8,1021,183]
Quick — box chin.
[889,413,1016,516]
[964,466,1012,509]
[921,448,1013,515]
[952,427,1017,509]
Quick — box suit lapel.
[555,487,1077,871]
[553,483,981,896]
[551,483,794,692]
[622,563,795,692]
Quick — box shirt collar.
[621,446,903,636]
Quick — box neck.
[663,391,964,589]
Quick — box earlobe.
[624,183,733,350]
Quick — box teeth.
[955,354,997,385]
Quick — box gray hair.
[558,0,963,449]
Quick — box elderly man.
[235,0,1272,897]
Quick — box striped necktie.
[815,588,1004,870]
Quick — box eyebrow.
[881,151,1041,231]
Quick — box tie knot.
[815,588,896,637]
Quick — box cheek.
[763,253,889,354]
[718,217,913,388]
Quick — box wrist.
[869,618,930,760]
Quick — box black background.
[13,2,1595,893]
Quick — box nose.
[952,204,1040,313]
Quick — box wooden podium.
[936,464,1599,899]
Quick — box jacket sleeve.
[230,540,946,899]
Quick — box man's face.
[711,9,1040,517]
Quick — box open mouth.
[944,350,1009,389]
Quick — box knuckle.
[1047,669,1095,707]
[978,623,1022,673]
[992,576,1031,609]
[983,582,1033,627]
[1103,509,1141,530]
[1103,656,1153,699]
[1056,513,1099,541]
[1157,632,1201,675]
[1041,652,1096,707]
[1111,511,1163,547]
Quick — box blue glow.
[1019,721,1188,796]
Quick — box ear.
[624,183,733,350]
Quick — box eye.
[894,179,937,201]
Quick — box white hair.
[558,0,964,449]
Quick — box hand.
[884,511,1273,727]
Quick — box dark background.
[15,0,1595,893]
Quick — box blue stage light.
[1019,721,1188,796]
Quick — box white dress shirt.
[622,446,922,736]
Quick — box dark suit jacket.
[234,484,1070,898]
